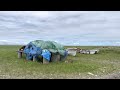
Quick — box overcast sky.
[0,11,120,46]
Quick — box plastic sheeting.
[23,42,42,60]
[41,49,51,61]
[31,40,65,56]
[23,40,68,61]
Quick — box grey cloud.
[0,11,120,45]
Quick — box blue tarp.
[60,50,68,61]
[64,50,68,58]
[41,49,51,61]
[23,42,42,60]
[23,40,68,61]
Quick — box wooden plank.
[18,52,22,58]
[43,58,49,64]
[51,53,60,62]
[17,50,24,58]
[33,56,36,62]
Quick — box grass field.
[0,45,120,79]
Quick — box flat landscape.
[0,45,120,79]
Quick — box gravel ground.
[100,72,120,79]
[0,72,120,79]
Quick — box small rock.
[88,72,94,76]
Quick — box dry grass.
[0,45,120,79]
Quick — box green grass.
[0,45,120,79]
